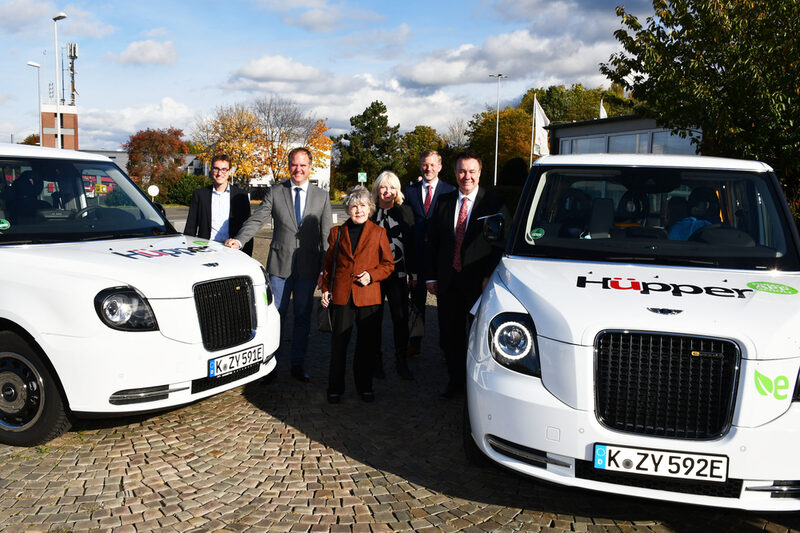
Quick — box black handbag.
[317,227,342,333]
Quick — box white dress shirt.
[210,186,231,242]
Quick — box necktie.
[423,184,433,214]
[453,197,469,272]
[294,187,302,225]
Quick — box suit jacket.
[184,184,253,256]
[321,220,395,307]
[235,180,333,280]
[403,179,456,276]
[370,203,416,278]
[425,186,510,300]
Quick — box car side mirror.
[481,212,505,243]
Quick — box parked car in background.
[0,143,279,446]
[466,153,800,510]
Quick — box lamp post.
[489,73,507,186]
[53,12,67,149]
[26,61,42,146]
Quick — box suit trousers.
[270,273,316,368]
[377,275,409,361]
[328,299,380,395]
[409,278,427,349]
[436,270,479,389]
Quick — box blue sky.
[0,0,652,149]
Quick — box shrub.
[166,174,210,205]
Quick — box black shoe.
[290,365,310,382]
[327,393,341,404]
[440,383,464,399]
[396,360,414,380]
[359,391,375,403]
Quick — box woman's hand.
[354,271,371,286]
[321,291,331,308]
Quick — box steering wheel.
[73,206,101,220]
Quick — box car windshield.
[0,156,176,244]
[511,165,800,270]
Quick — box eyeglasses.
[212,167,230,173]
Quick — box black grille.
[575,460,743,498]
[595,331,739,439]
[192,362,261,394]
[194,276,255,351]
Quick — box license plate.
[208,344,264,378]
[593,443,728,482]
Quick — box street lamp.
[53,12,67,149]
[489,73,507,186]
[26,61,42,146]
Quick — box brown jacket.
[321,220,394,307]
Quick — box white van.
[466,154,800,510]
[0,144,279,446]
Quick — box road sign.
[358,172,367,183]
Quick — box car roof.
[534,153,773,172]
[0,143,113,163]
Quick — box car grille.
[194,276,256,351]
[575,460,744,498]
[595,331,739,440]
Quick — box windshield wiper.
[78,233,148,242]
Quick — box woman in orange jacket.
[320,186,394,403]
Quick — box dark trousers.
[377,275,409,362]
[409,277,427,349]
[437,270,480,389]
[328,300,381,395]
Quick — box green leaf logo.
[193,240,210,246]
[754,370,774,396]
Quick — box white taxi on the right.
[466,154,800,510]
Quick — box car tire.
[463,397,490,467]
[0,331,71,446]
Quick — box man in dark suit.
[426,152,510,398]
[226,147,332,382]
[184,154,253,256]
[402,150,456,356]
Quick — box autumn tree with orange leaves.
[124,127,188,192]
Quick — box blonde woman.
[370,171,416,380]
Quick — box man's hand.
[321,291,331,308]
[426,281,438,295]
[354,271,371,286]
[224,238,241,250]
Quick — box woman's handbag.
[317,227,342,333]
[408,299,424,338]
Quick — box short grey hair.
[371,171,405,206]
[344,185,375,216]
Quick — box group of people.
[184,147,509,402]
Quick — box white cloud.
[0,0,53,33]
[78,97,195,149]
[338,23,411,58]
[251,0,381,33]
[229,54,324,84]
[61,4,114,39]
[144,27,168,37]
[0,1,114,38]
[109,40,178,66]
[0,93,14,105]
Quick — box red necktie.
[453,197,469,272]
[423,184,433,214]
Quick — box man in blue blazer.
[402,150,455,356]
[184,154,253,256]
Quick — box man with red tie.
[425,152,510,398]
[402,150,455,356]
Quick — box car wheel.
[463,397,490,467]
[0,332,71,446]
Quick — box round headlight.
[101,294,134,325]
[94,287,158,331]
[492,321,532,361]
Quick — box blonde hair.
[344,185,375,216]
[371,171,405,206]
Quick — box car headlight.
[261,266,273,306]
[488,313,540,377]
[94,287,158,331]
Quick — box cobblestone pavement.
[2,215,800,532]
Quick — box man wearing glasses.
[184,154,253,255]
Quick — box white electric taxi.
[466,153,800,510]
[0,144,279,446]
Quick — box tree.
[124,128,188,193]
[443,119,469,151]
[400,125,444,181]
[192,103,265,185]
[519,84,635,124]
[19,134,40,145]
[302,118,334,177]
[467,106,535,184]
[334,101,403,189]
[600,0,800,206]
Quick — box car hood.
[1,235,264,298]
[496,257,800,359]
